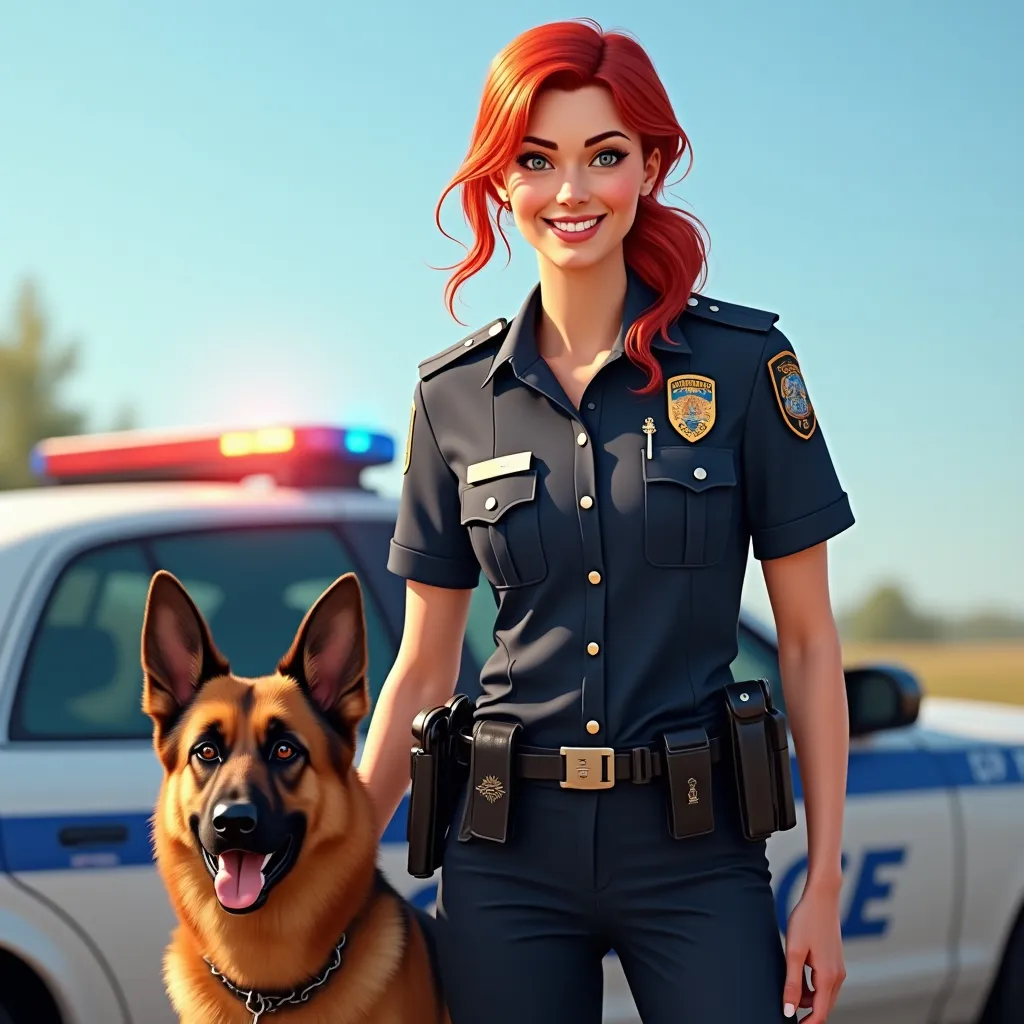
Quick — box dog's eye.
[194,743,220,763]
[272,742,297,763]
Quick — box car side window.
[730,624,786,714]
[11,526,396,742]
[12,542,155,741]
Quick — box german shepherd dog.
[141,569,448,1024]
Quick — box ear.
[640,146,662,197]
[277,573,369,735]
[140,570,230,732]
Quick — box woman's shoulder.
[416,317,510,382]
[681,293,780,335]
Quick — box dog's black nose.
[212,801,258,838]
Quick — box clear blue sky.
[1,0,1021,622]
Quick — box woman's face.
[497,84,661,273]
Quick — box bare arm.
[356,580,473,842]
[762,540,848,1019]
[762,540,847,890]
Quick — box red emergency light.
[30,424,395,489]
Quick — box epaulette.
[417,318,509,381]
[683,294,779,333]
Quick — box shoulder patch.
[684,295,779,333]
[418,318,509,380]
[767,350,816,439]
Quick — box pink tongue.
[214,851,266,910]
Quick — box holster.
[406,693,474,878]
[723,678,797,841]
[457,718,522,844]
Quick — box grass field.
[841,641,1024,707]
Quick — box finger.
[827,969,847,1014]
[800,974,814,1009]
[799,971,840,1024]
[782,945,807,1017]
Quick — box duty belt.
[458,731,722,791]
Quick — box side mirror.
[845,664,922,737]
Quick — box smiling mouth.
[543,214,605,233]
[200,835,295,914]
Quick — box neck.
[535,249,628,364]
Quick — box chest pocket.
[642,446,738,567]
[460,468,547,589]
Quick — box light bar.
[30,424,395,489]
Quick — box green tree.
[839,582,943,642]
[0,278,137,490]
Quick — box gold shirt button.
[586,720,600,735]
[587,641,600,656]
[580,495,593,509]
[577,432,588,446]
[484,496,497,510]
[588,570,601,585]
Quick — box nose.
[212,801,258,839]
[556,171,589,206]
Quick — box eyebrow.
[521,130,630,151]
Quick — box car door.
[0,522,405,1024]
[735,621,957,1024]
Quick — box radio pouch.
[761,680,798,833]
[661,727,715,839]
[463,718,522,844]
[724,680,780,841]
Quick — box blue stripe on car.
[2,746,1023,873]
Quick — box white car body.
[0,478,1021,1024]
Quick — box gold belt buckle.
[559,746,615,790]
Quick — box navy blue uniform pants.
[434,755,787,1023]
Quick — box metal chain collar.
[204,934,347,1023]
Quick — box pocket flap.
[461,470,538,525]
[643,446,737,492]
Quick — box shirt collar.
[483,268,691,386]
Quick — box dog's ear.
[141,570,230,732]
[277,572,369,735]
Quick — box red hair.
[434,18,709,394]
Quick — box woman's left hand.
[782,884,847,1021]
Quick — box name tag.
[466,451,532,484]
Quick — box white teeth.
[262,853,273,869]
[552,217,599,233]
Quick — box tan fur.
[140,570,449,1024]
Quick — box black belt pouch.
[724,679,784,841]
[406,694,474,879]
[461,718,522,843]
[407,704,450,878]
[661,727,715,839]
[762,681,798,833]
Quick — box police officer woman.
[358,18,852,1024]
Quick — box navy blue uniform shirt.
[388,272,854,749]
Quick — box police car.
[0,423,1022,1024]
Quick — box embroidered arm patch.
[767,351,816,439]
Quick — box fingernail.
[784,1004,795,1018]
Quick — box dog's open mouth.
[200,836,295,913]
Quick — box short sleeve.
[742,329,855,561]
[387,379,481,589]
